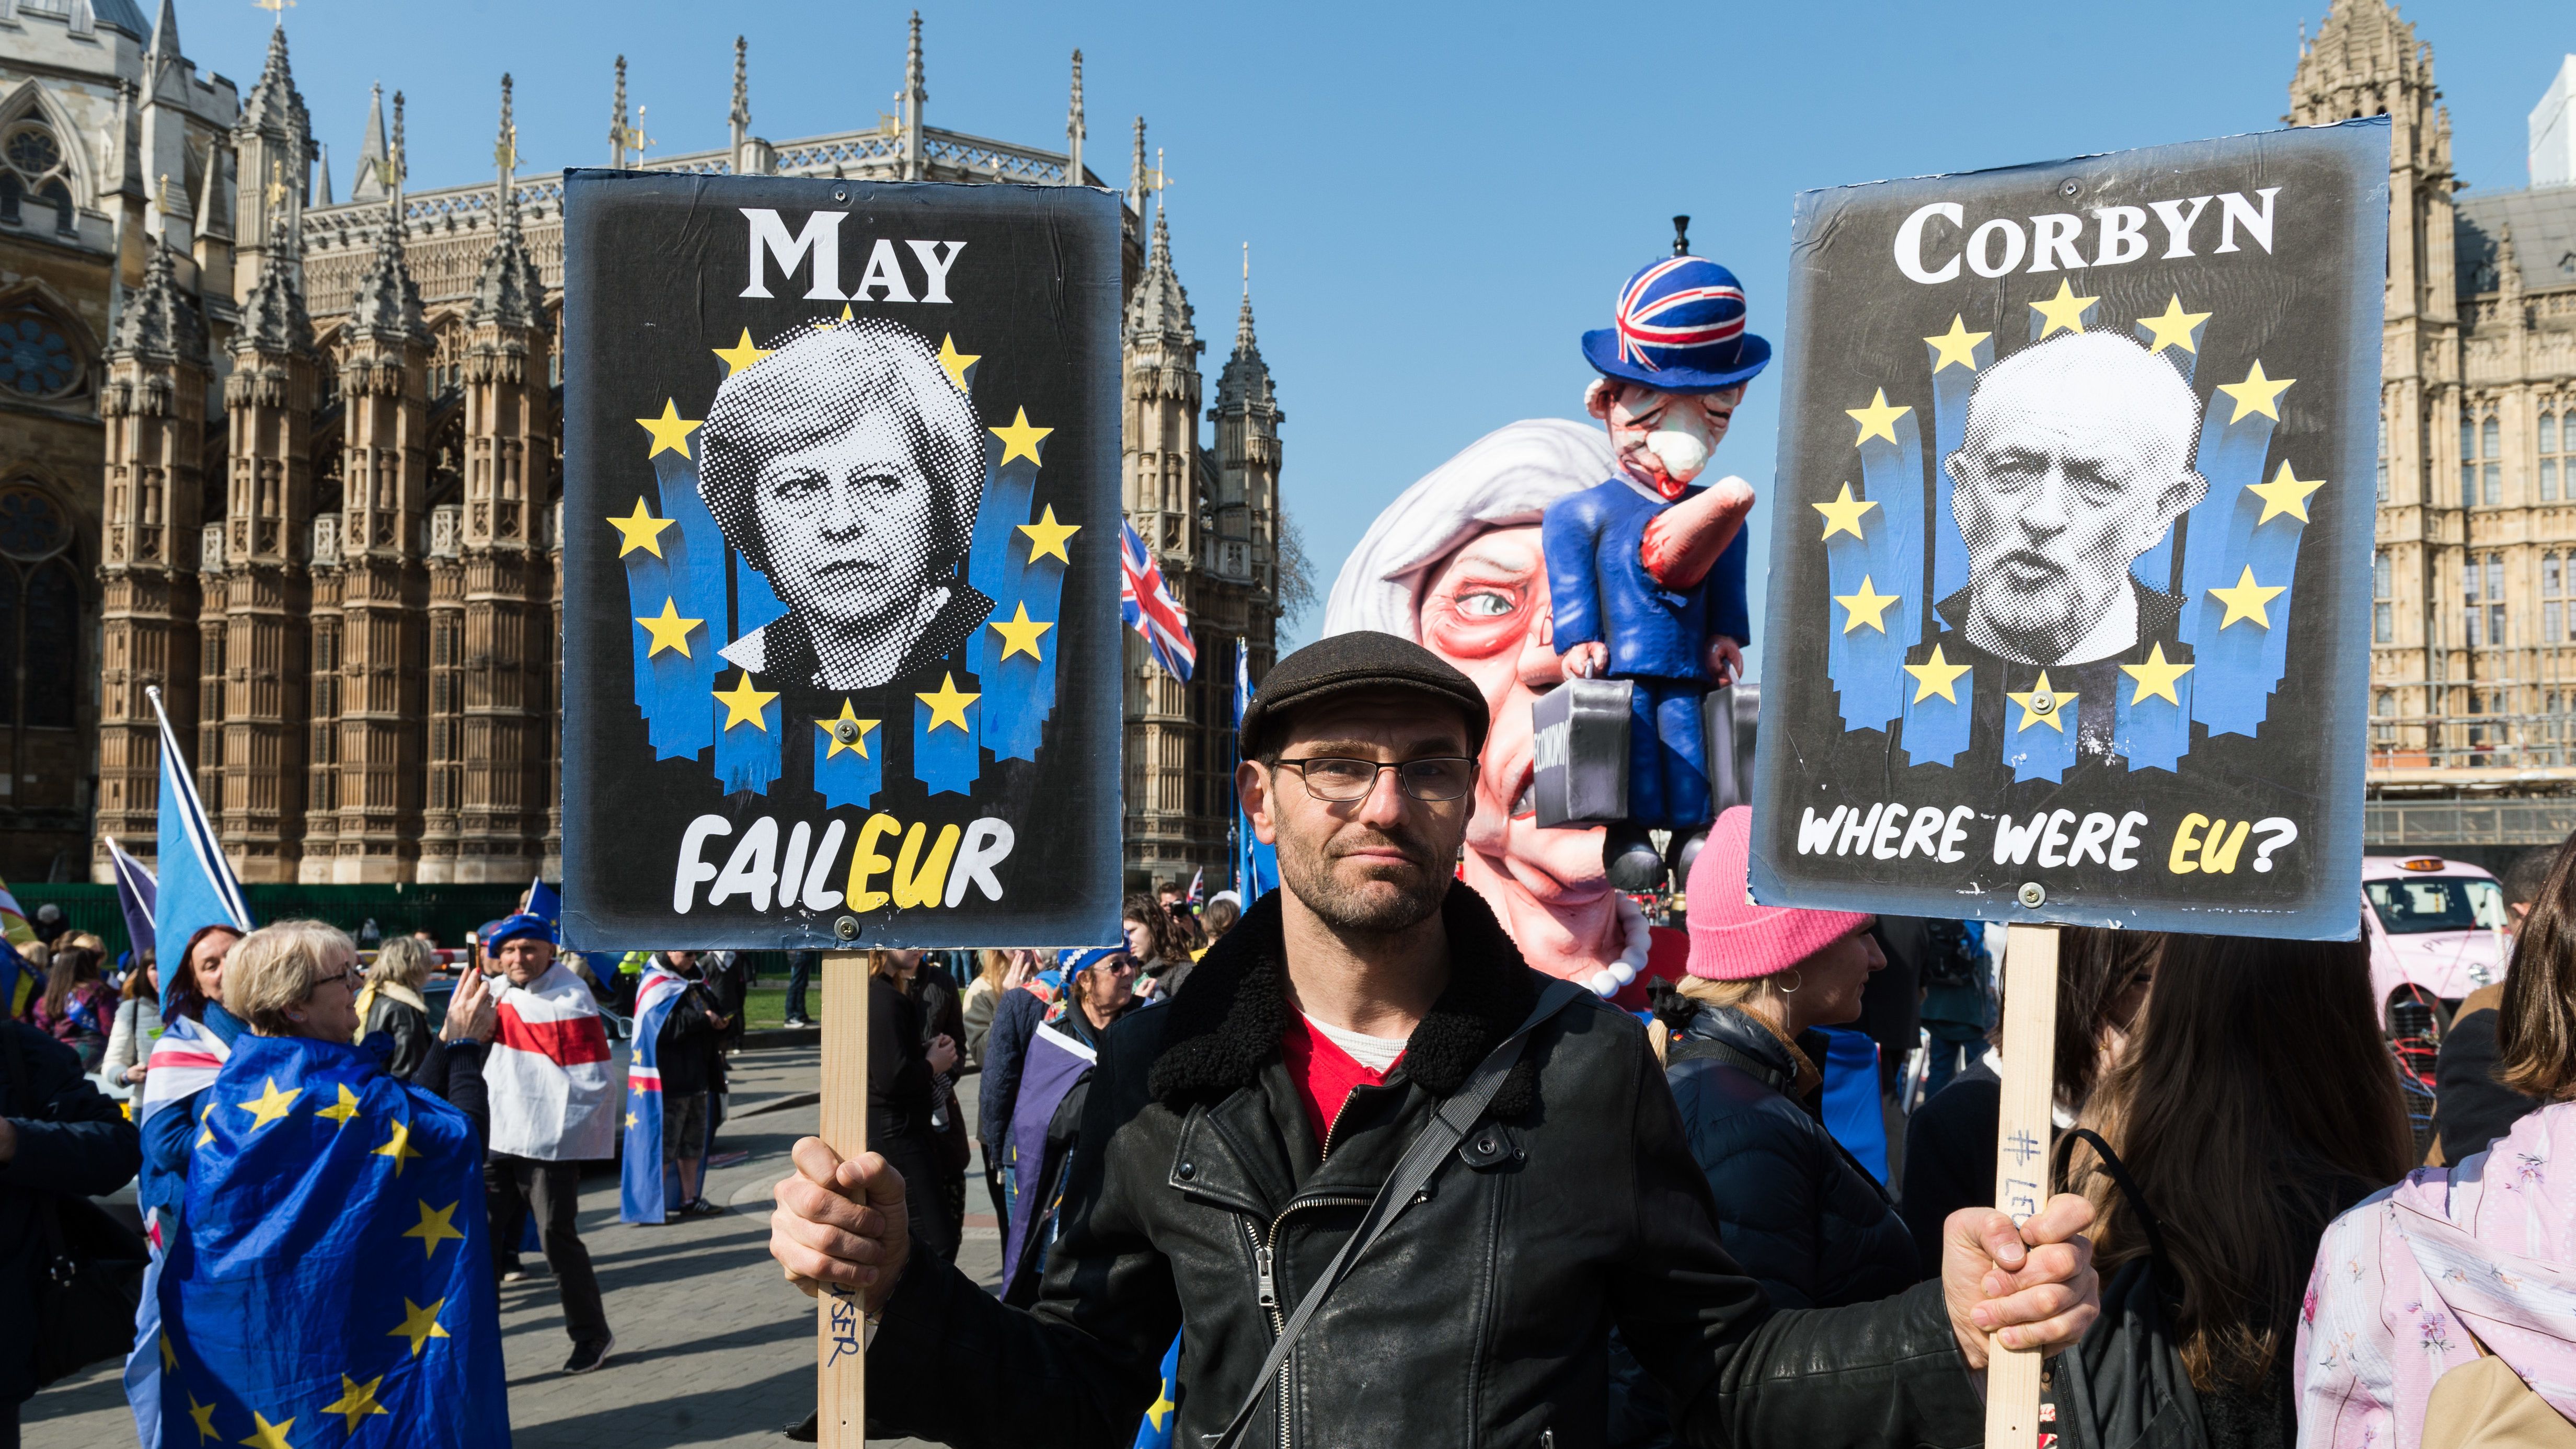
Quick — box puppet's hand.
[1560,641,1609,680]
[1706,637,1743,688]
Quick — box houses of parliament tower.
[0,2,1282,890]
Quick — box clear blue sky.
[182,1,2569,669]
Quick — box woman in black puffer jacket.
[1610,807,1916,1446]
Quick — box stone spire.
[609,55,628,167]
[472,76,544,333]
[231,25,313,304]
[901,12,927,180]
[351,83,389,203]
[730,37,750,154]
[1210,238,1283,597]
[1126,179,1194,345]
[1128,116,1148,219]
[143,0,181,75]
[348,94,422,341]
[235,212,310,355]
[193,142,231,244]
[112,234,206,363]
[1216,243,1273,409]
[314,143,332,206]
[1065,50,1085,185]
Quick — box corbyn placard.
[559,171,1123,949]
[1749,120,2387,938]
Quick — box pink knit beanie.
[1684,806,1872,981]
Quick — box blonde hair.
[225,919,357,1036]
[366,935,435,991]
[1673,973,1781,1011]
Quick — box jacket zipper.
[1240,1083,1392,1445]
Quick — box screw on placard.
[834,915,859,941]
[834,718,861,744]
[2029,690,2056,716]
[2059,178,2082,198]
[832,186,849,203]
[2017,882,2047,908]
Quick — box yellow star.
[2007,672,2077,733]
[988,602,1054,662]
[197,1122,215,1148]
[161,1331,176,1370]
[606,499,676,558]
[315,1083,361,1129]
[936,334,980,392]
[1834,576,1900,634]
[2029,278,2097,338]
[634,399,703,460]
[1812,483,1878,542]
[1146,1384,1177,1431]
[2215,360,2295,423]
[2119,642,2195,706]
[1016,504,1081,563]
[372,1118,420,1176]
[237,1411,295,1449]
[321,1374,388,1435]
[236,1077,300,1132]
[403,1199,465,1258]
[386,1297,450,1357]
[714,671,779,732]
[814,699,881,760]
[187,1394,218,1443]
[635,597,703,659]
[812,303,856,328]
[2208,566,2286,629]
[1845,389,1911,447]
[626,1110,639,1130]
[2136,294,2211,355]
[711,328,774,377]
[917,672,979,733]
[1923,315,1990,373]
[1904,643,1973,704]
[2244,459,2326,524]
[991,407,1053,467]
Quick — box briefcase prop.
[1532,678,1634,829]
[1704,682,1759,816]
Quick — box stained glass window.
[0,487,66,559]
[0,311,76,398]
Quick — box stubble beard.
[1281,829,1450,936]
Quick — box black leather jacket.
[867,889,1982,1448]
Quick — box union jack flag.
[1120,519,1195,680]
[1614,256,1747,371]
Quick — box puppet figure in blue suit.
[1542,232,1763,889]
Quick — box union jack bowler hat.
[1581,255,1771,393]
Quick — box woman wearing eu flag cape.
[152,921,509,1447]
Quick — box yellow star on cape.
[161,1331,176,1370]
[2007,672,2077,733]
[237,1077,300,1132]
[814,699,881,760]
[187,1394,218,1443]
[1812,483,1878,542]
[1923,315,1990,373]
[635,597,703,659]
[197,1121,215,1148]
[237,1412,295,1449]
[1834,576,1900,634]
[2029,278,2097,338]
[315,1083,362,1128]
[606,499,675,558]
[1904,643,1973,704]
[2245,460,2326,524]
[991,408,1053,467]
[936,334,980,392]
[321,1374,389,1435]
[2215,360,2295,423]
[1845,389,1910,447]
[404,1199,465,1258]
[2136,294,2211,354]
[372,1118,421,1176]
[1145,1384,1177,1431]
[634,399,703,460]
[989,602,1054,662]
[2120,642,2195,706]
[917,673,979,733]
[714,671,778,731]
[2209,566,2286,629]
[626,1110,639,1130]
[1017,504,1080,563]
[711,328,774,376]
[387,1297,450,1357]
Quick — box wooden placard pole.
[1984,923,2060,1449]
[815,950,869,1447]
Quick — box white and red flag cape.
[486,962,617,1160]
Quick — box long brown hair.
[2499,833,2576,1100]
[2073,933,2410,1392]
[1123,892,1189,965]
[2044,927,2164,1109]
[42,945,102,1019]
[164,924,245,1022]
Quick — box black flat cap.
[1239,630,1489,760]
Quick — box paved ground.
[22,1046,1001,1448]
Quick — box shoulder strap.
[1204,979,1586,1449]
[2063,1126,2171,1269]
[1664,1034,1795,1092]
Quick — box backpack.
[2046,1128,2210,1449]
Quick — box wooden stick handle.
[1984,924,2060,1449]
[816,950,869,1448]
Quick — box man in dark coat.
[0,1019,143,1439]
[769,631,2101,1448]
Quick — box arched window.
[0,121,74,234]
[0,306,82,400]
[0,485,78,731]
[2544,408,2565,504]
[2376,415,2390,502]
[2373,547,2394,643]
[2548,551,2566,645]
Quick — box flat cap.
[1239,630,1490,760]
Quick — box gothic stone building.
[0,2,1281,888]
[2292,2,2576,855]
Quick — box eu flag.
[160,1034,509,1447]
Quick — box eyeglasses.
[310,968,355,994]
[1276,756,1477,803]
